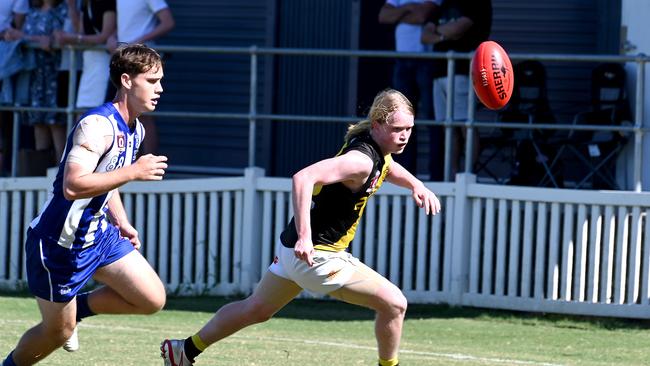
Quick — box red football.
[471,41,514,110]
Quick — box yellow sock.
[378,356,399,366]
[191,334,208,351]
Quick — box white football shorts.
[269,242,360,295]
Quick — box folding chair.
[481,60,560,186]
[547,63,630,189]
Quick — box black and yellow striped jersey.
[280,132,392,252]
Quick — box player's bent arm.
[64,154,167,200]
[63,161,136,200]
[291,151,373,239]
[63,116,167,200]
[63,115,132,199]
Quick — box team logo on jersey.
[366,171,381,193]
[116,133,126,151]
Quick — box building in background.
[159,0,626,181]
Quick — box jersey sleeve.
[343,139,376,161]
[66,114,114,167]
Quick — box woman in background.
[54,0,115,110]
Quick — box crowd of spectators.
[0,0,174,176]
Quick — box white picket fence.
[1,168,649,319]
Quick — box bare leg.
[50,124,67,163]
[90,250,166,315]
[198,271,302,345]
[11,298,76,365]
[329,262,407,361]
[33,124,52,151]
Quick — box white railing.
[1,168,649,318]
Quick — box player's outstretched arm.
[386,160,441,215]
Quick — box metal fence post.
[10,107,19,177]
[633,56,645,192]
[248,46,258,167]
[465,81,476,173]
[443,54,456,181]
[66,46,78,134]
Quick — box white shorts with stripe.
[269,242,360,295]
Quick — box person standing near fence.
[54,0,116,110]
[421,0,492,180]
[107,0,174,156]
[1,44,168,366]
[378,0,441,179]
[161,88,441,366]
[16,0,68,166]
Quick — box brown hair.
[345,89,414,142]
[109,44,163,88]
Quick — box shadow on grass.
[3,289,647,331]
[163,295,650,331]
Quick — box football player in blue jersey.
[161,89,441,366]
[3,44,169,366]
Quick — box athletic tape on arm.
[67,115,113,167]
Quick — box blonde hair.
[345,89,414,142]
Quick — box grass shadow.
[3,289,647,331]
[163,295,650,331]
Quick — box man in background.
[108,0,175,155]
[379,0,440,179]
[422,0,492,180]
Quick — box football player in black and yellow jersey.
[161,89,441,366]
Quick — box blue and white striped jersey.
[29,103,144,249]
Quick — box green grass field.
[1,293,648,366]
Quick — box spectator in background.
[422,0,491,180]
[0,0,29,175]
[17,0,68,165]
[108,0,174,155]
[55,0,116,110]
[0,0,28,39]
[54,0,81,134]
[378,0,440,179]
